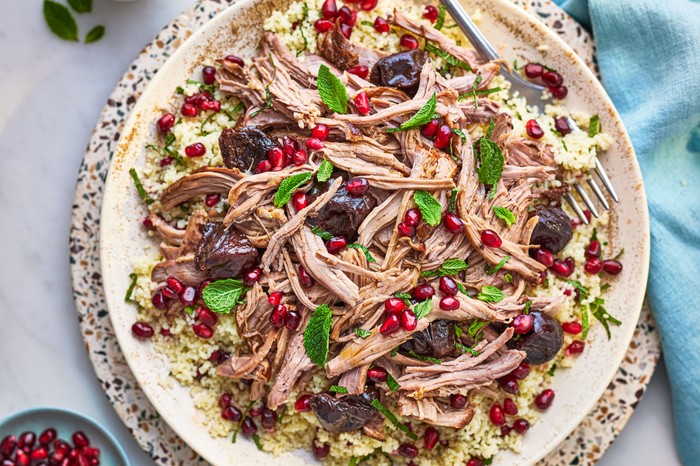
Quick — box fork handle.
[440,0,501,61]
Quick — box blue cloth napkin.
[553,0,700,464]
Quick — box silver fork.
[441,0,619,224]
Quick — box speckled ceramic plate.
[70,1,659,465]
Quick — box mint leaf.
[329,385,348,394]
[588,115,601,137]
[370,399,417,440]
[387,93,437,133]
[354,328,372,339]
[434,5,447,30]
[129,168,154,205]
[477,286,504,303]
[186,79,217,96]
[317,159,334,182]
[67,0,91,13]
[274,172,313,208]
[361,20,374,27]
[467,320,489,339]
[493,206,516,228]
[504,273,513,283]
[565,280,590,298]
[456,282,469,295]
[413,300,432,320]
[252,433,263,451]
[422,258,468,278]
[548,364,557,376]
[347,243,376,263]
[311,226,333,240]
[395,292,412,307]
[318,64,348,114]
[232,401,255,443]
[304,304,334,367]
[424,43,471,72]
[590,298,621,339]
[454,325,463,339]
[385,371,400,392]
[487,256,510,274]
[455,341,479,356]
[202,279,247,314]
[413,189,442,226]
[476,130,504,197]
[452,128,467,142]
[448,188,459,212]
[581,305,590,339]
[44,1,78,41]
[408,350,442,365]
[523,300,532,314]
[125,272,138,302]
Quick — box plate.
[98,0,650,464]
[0,407,130,465]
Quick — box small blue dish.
[0,407,130,465]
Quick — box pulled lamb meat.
[318,22,359,70]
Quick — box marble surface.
[0,0,682,465]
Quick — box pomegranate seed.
[373,16,390,34]
[237,269,259,288]
[550,86,568,99]
[53,440,71,457]
[584,257,603,274]
[200,100,221,112]
[603,259,623,275]
[512,314,534,334]
[203,193,220,207]
[526,119,544,139]
[424,5,439,22]
[347,65,369,79]
[400,309,418,331]
[481,229,502,247]
[261,408,278,429]
[82,446,100,459]
[298,265,315,288]
[312,441,330,459]
[566,340,586,356]
[195,306,218,327]
[535,389,556,409]
[439,296,460,311]
[292,192,309,211]
[512,362,531,380]
[439,277,458,296]
[180,285,196,305]
[321,0,337,19]
[339,23,353,39]
[185,142,206,158]
[444,212,464,234]
[380,314,401,335]
[256,160,273,173]
[346,177,369,196]
[142,216,155,230]
[367,366,388,383]
[433,124,452,149]
[282,135,298,155]
[534,248,554,267]
[584,210,592,223]
[291,149,307,166]
[542,71,563,87]
[467,459,485,466]
[267,146,285,169]
[285,310,301,330]
[181,102,199,117]
[550,259,573,277]
[585,240,601,259]
[249,405,265,417]
[385,297,407,315]
[337,6,355,26]
[498,374,519,394]
[404,208,422,227]
[524,63,544,78]
[311,124,329,141]
[411,284,435,301]
[503,398,518,415]
[421,118,440,139]
[355,91,371,115]
[554,116,571,136]
[450,393,467,409]
[513,418,530,434]
[151,290,168,310]
[562,321,583,335]
[209,349,228,363]
[14,450,29,466]
[295,394,312,412]
[240,418,257,437]
[219,393,232,410]
[38,429,56,447]
[193,323,214,339]
[397,222,416,237]
[325,236,347,254]
[400,34,419,50]
[423,426,439,449]
[1,435,16,457]
[398,444,418,459]
[360,0,378,9]
[314,19,334,33]
[157,113,175,133]
[489,404,506,426]
[71,432,89,449]
[202,66,217,85]
[31,447,48,460]
[270,305,288,328]
[196,280,211,301]
[224,55,244,66]
[131,322,154,338]
[306,137,325,150]
[268,292,282,306]
[162,286,178,300]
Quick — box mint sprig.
[68,0,91,13]
[273,172,313,208]
[476,121,504,199]
[413,190,442,226]
[44,1,78,41]
[422,258,469,278]
[304,304,334,367]
[387,93,437,133]
[318,64,348,114]
[202,279,247,314]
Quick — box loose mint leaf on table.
[44,1,79,42]
[317,64,348,114]
[493,206,516,227]
[202,279,247,314]
[304,304,334,367]
[273,172,313,208]
[85,25,105,44]
[477,285,505,303]
[317,159,334,182]
[67,0,91,13]
[413,189,442,226]
[387,93,437,133]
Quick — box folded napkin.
[553,0,700,464]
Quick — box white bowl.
[99,0,650,464]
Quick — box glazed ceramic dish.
[99,0,650,464]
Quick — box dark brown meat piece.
[194,222,259,278]
[400,320,455,359]
[309,393,376,433]
[306,180,377,240]
[219,127,277,173]
[511,312,564,365]
[370,50,427,97]
[530,205,573,253]
[318,22,359,70]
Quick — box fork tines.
[564,158,619,224]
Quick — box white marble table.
[0,0,682,465]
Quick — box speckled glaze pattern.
[68,1,658,465]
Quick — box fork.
[440,0,619,224]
